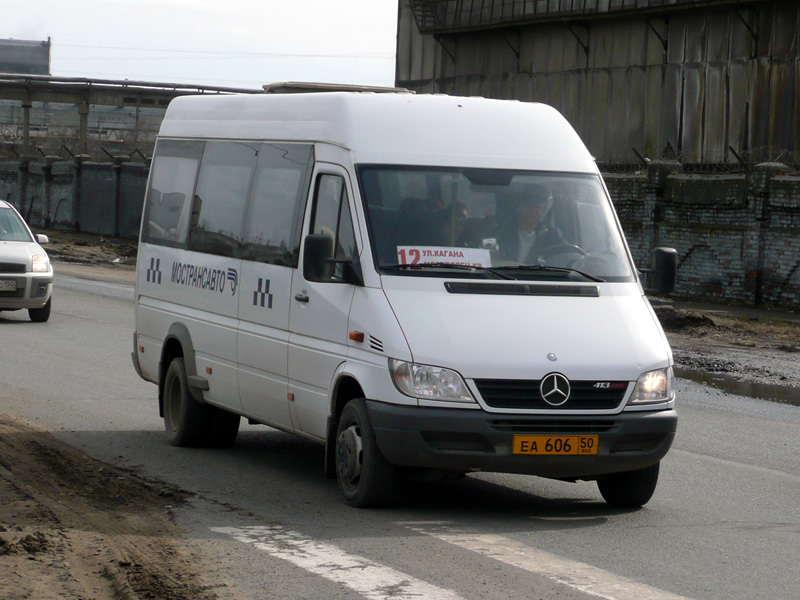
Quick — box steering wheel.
[537,242,587,259]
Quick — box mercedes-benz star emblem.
[539,373,571,406]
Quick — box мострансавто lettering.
[171,262,227,293]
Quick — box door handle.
[294,293,309,303]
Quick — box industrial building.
[396,0,799,168]
[0,38,255,160]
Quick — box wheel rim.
[336,423,363,492]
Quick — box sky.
[6,0,398,90]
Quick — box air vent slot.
[369,336,384,352]
[489,420,619,434]
[445,282,598,297]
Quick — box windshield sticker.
[170,261,239,296]
[397,246,492,267]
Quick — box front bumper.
[0,274,53,310]
[366,401,677,479]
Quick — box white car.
[0,200,53,322]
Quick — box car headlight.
[31,254,50,273]
[630,367,675,404]
[389,359,475,403]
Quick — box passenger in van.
[433,202,468,247]
[497,184,565,263]
[388,197,462,247]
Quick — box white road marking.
[400,522,694,600]
[212,525,466,600]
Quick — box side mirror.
[35,234,49,244]
[303,234,334,282]
[642,247,677,294]
[303,234,364,286]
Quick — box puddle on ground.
[676,368,800,407]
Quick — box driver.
[498,184,564,263]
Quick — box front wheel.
[29,298,52,322]
[335,399,397,507]
[597,462,660,507]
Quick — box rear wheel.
[335,398,397,507]
[29,298,52,322]
[163,357,212,447]
[597,462,660,507]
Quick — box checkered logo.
[253,278,273,308]
[146,257,162,284]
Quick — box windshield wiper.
[381,263,515,280]
[492,264,606,283]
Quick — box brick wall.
[605,161,800,307]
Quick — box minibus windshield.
[357,166,635,282]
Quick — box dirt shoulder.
[3,231,234,599]
[654,302,800,391]
[0,415,227,600]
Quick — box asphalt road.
[1,276,798,600]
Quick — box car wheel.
[163,357,212,447]
[29,298,52,322]
[208,407,240,448]
[335,398,397,507]
[597,462,660,508]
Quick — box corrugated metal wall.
[409,0,750,33]
[397,1,800,166]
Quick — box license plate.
[0,280,15,291]
[513,435,598,455]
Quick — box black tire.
[163,357,213,447]
[208,407,240,448]
[29,298,52,322]
[335,398,397,508]
[597,462,660,508]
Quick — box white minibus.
[132,87,678,507]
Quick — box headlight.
[630,367,675,404]
[389,359,475,403]
[31,254,50,273]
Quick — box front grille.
[0,288,24,299]
[489,419,619,434]
[475,379,627,410]
[0,263,25,273]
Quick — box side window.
[241,143,313,267]
[309,174,356,281]
[142,139,203,246]
[189,141,257,258]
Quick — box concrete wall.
[607,161,800,306]
[0,159,147,239]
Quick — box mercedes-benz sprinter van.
[132,88,677,508]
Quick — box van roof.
[159,92,597,173]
